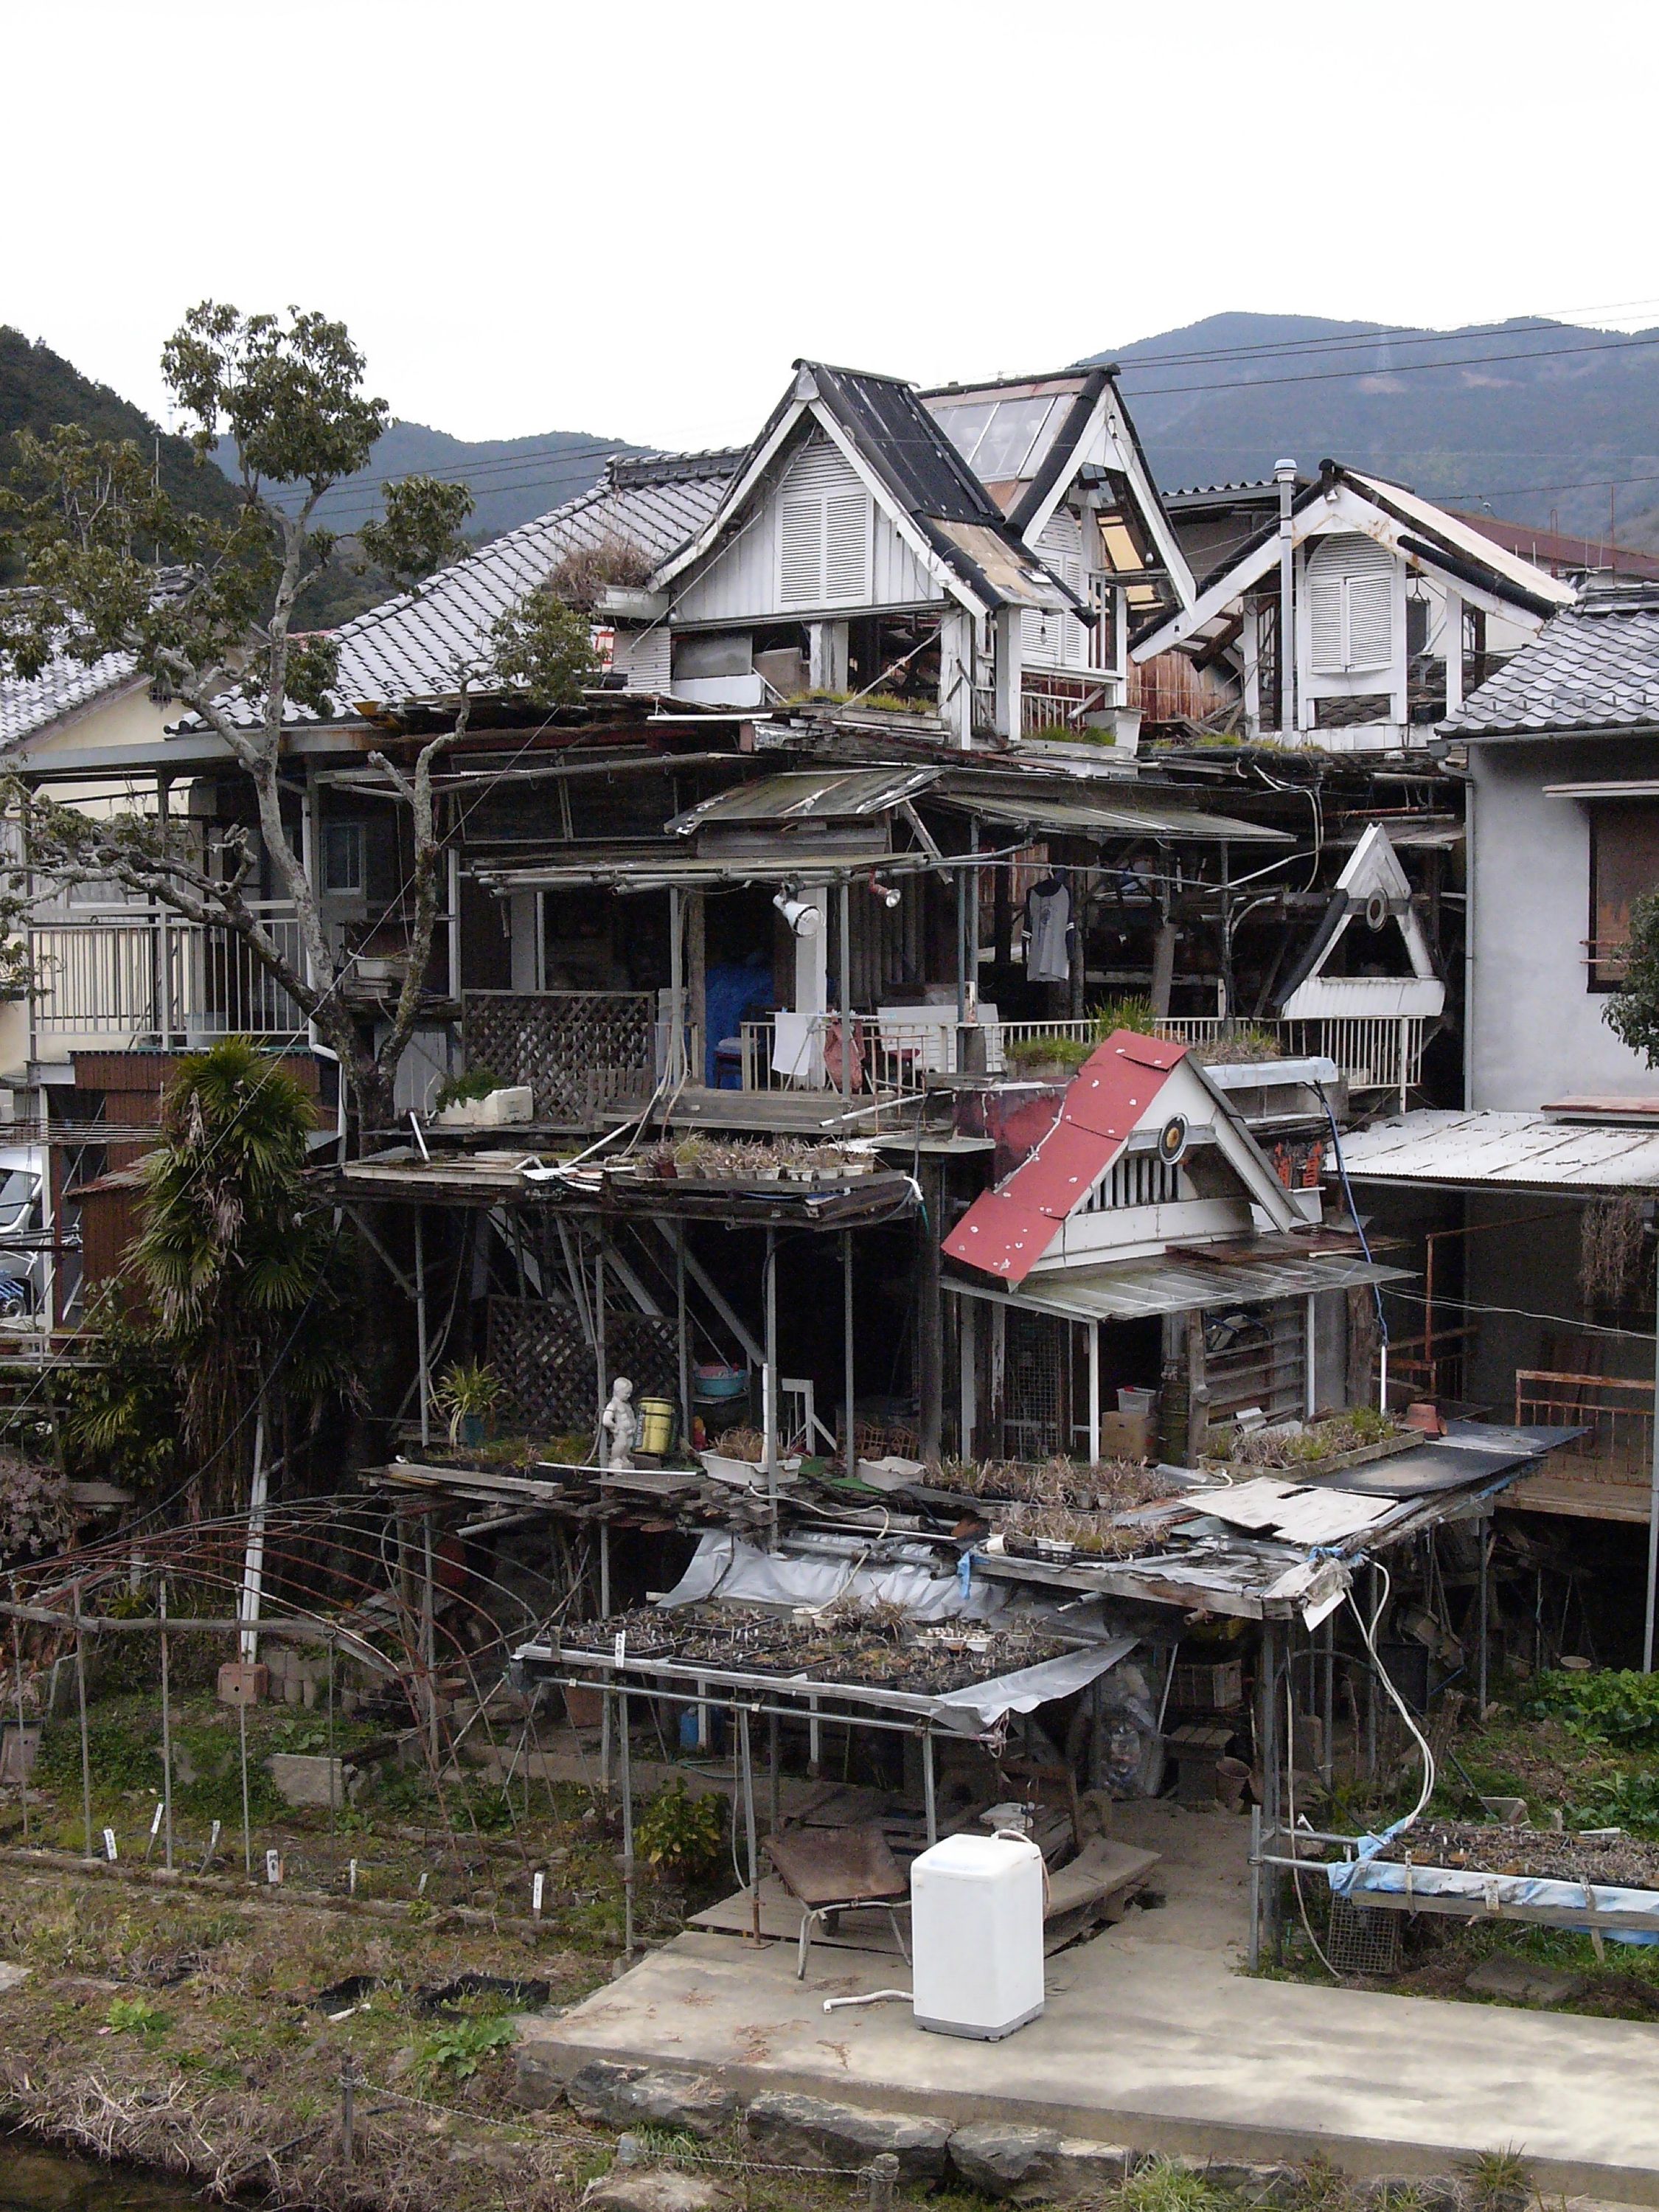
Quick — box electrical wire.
[1346,1559,1437,1836]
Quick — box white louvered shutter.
[778,437,870,607]
[1307,532,1394,672]
[1025,514,1084,667]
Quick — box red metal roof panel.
[941,1191,1058,1282]
[1001,1118,1119,1221]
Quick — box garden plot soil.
[1384,1817,1659,1890]
[557,1606,1075,1694]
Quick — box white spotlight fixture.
[773,891,822,939]
[867,875,901,910]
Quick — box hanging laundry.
[1023,875,1073,984]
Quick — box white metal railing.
[737,1013,991,1108]
[1152,1014,1426,1107]
[29,907,308,1048]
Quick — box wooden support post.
[922,1726,937,1845]
[1478,1519,1492,1714]
[1257,1623,1281,1957]
[422,1514,438,1765]
[238,1691,251,1877]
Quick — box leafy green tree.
[1604,889,1659,1067]
[130,1037,358,1512]
[0,304,598,1131]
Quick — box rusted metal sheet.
[941,1189,1057,1279]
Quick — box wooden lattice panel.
[487,1297,678,1437]
[462,991,655,1124]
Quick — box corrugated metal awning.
[936,789,1292,845]
[665,766,939,836]
[946,1244,1407,1321]
[1336,1110,1659,1194]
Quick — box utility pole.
[1276,459,1297,736]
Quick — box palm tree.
[133,1037,356,1514]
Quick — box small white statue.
[601,1376,638,1470]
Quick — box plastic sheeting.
[661,1532,1009,1623]
[1327,1840,1659,1946]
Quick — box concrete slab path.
[522,1800,1659,2200]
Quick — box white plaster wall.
[1469,735,1659,1107]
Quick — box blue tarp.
[1328,1835,1659,1944]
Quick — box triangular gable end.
[1280,822,1445,1019]
[942,1030,1299,1284]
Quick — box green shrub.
[1527,1669,1659,1747]
[1091,996,1158,1040]
[414,2014,515,2086]
[106,1994,170,2035]
[431,1067,499,1112]
[634,1778,726,1875]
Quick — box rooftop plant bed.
[556,1599,1077,1693]
[933,1455,1178,1512]
[1202,1407,1405,1478]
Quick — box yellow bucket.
[637,1397,675,1456]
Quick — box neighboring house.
[1324,588,1659,1534]
[1446,583,1659,1108]
[1132,461,1576,751]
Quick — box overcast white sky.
[10,0,1659,453]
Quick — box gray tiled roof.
[1446,588,1659,738]
[0,644,142,748]
[316,450,739,717]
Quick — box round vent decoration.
[1158,1115,1189,1166]
[1364,890,1390,932]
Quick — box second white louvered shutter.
[778,437,871,607]
[1306,532,1394,672]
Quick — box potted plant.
[432,1360,504,1452]
[1004,1033,1091,1083]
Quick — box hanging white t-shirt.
[1024,880,1072,984]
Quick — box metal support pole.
[619,1683,635,1959]
[414,1208,430,1451]
[1646,1274,1659,1671]
[768,1711,780,1835]
[1366,1562,1380,1780]
[675,1226,691,1447]
[1086,1321,1100,1466]
[327,1633,338,1834]
[839,878,853,1118]
[1256,1624,1280,1957]
[842,1229,855,1472]
[922,1725,937,1845]
[159,1578,174,1873]
[1248,1801,1263,1972]
[763,1228,779,1545]
[739,1702,759,1943]
[595,1232,608,1454]
[74,1584,91,1860]
[1321,1613,1334,1790]
[422,1514,438,1764]
[238,1691,251,1877]
[668,884,685,1087]
[599,1523,612,1792]
[808,1693,821,1778]
[9,1579,28,1845]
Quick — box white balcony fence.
[28,907,309,1049]
[735,1009,1427,1110]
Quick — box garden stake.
[73,1581,91,1861]
[10,1576,29,1846]
[159,1577,174,1872]
[341,2056,356,2166]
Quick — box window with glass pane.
[933,403,996,467]
[1590,803,1659,990]
[322,821,366,897]
[972,398,1059,480]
